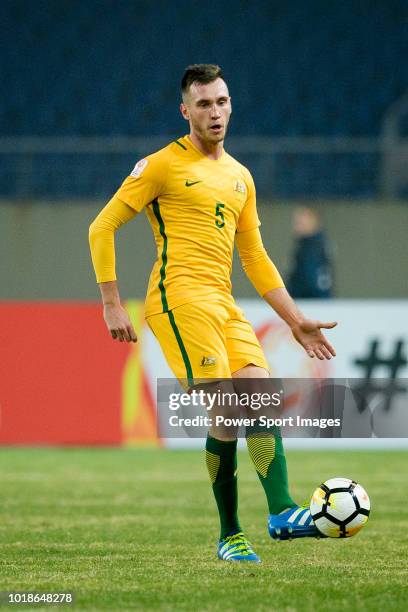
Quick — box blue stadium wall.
[1,1,408,199]
[3,0,407,138]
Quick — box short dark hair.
[181,64,223,96]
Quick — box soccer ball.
[310,477,370,538]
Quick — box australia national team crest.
[130,158,148,178]
[233,179,246,195]
[201,355,217,367]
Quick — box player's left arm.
[236,172,336,360]
[236,229,336,360]
[263,286,337,360]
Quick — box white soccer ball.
[310,477,370,538]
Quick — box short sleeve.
[236,170,261,233]
[114,150,169,212]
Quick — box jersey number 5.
[215,203,225,229]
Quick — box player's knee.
[198,379,241,439]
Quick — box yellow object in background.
[121,300,160,446]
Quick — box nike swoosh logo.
[185,180,202,187]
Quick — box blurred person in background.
[287,207,334,299]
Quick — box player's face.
[180,78,232,145]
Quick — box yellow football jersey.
[115,135,260,317]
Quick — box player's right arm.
[89,152,168,342]
[89,195,138,342]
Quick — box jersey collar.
[183,135,226,162]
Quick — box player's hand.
[103,304,137,343]
[291,319,337,360]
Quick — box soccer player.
[89,64,337,563]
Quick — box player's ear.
[180,102,189,121]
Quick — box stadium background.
[1,0,408,302]
[1,0,407,445]
[0,3,407,608]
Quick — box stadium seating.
[2,0,407,198]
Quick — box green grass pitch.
[0,448,407,611]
